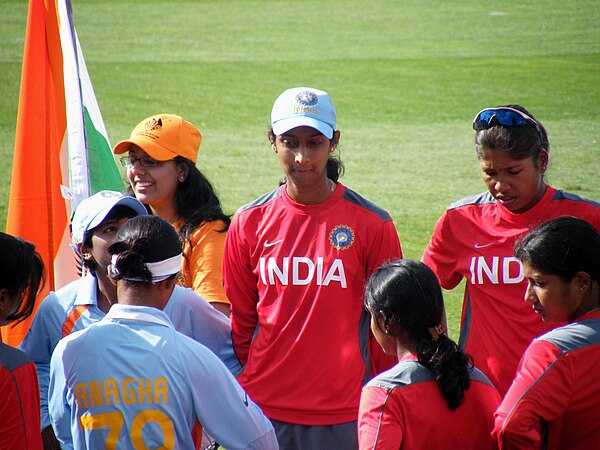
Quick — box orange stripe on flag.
[2,0,77,346]
[62,305,89,338]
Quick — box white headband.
[110,253,182,283]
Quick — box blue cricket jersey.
[20,274,242,430]
[49,304,278,449]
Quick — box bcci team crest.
[329,225,355,250]
[296,90,319,107]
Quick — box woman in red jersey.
[494,217,600,450]
[223,87,402,449]
[359,259,500,450]
[0,232,45,450]
[422,105,600,396]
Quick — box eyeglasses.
[472,107,544,146]
[119,156,160,168]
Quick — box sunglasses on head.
[472,107,544,146]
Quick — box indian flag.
[2,0,125,346]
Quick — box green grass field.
[1,0,599,338]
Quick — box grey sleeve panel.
[342,188,392,222]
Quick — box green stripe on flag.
[83,107,126,193]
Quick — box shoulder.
[236,187,282,215]
[537,317,600,355]
[469,366,498,389]
[166,285,213,312]
[0,343,33,372]
[53,324,93,356]
[447,191,496,211]
[551,188,600,208]
[188,219,228,242]
[44,278,84,306]
[340,185,393,222]
[365,360,434,390]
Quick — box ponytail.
[417,334,473,410]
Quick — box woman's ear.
[267,130,277,153]
[177,162,190,182]
[78,243,93,262]
[574,271,591,293]
[330,130,341,152]
[538,150,549,173]
[375,310,389,334]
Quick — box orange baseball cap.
[113,114,202,164]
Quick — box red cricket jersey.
[493,312,600,450]
[223,182,402,425]
[423,186,600,395]
[358,356,501,450]
[0,344,42,450]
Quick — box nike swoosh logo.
[264,239,284,248]
[474,243,493,249]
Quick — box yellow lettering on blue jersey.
[138,378,152,404]
[155,378,168,404]
[104,378,120,405]
[75,383,89,409]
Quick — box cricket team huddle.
[2,86,599,450]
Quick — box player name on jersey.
[75,377,168,408]
[259,257,347,288]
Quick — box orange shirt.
[177,219,230,305]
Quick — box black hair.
[475,104,550,165]
[364,259,473,410]
[515,216,600,285]
[0,232,45,324]
[267,127,345,182]
[172,157,230,242]
[108,215,182,287]
[81,205,140,274]
[126,158,230,244]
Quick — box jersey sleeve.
[422,209,463,290]
[365,219,402,274]
[366,219,403,374]
[19,292,66,430]
[358,385,403,450]
[48,339,74,450]
[223,213,260,366]
[493,339,570,450]
[184,220,230,305]
[164,288,242,376]
[182,338,278,449]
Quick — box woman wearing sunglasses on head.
[422,105,600,396]
[113,114,232,316]
[493,216,600,450]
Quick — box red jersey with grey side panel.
[493,311,600,450]
[223,182,402,425]
[423,186,600,396]
[358,356,501,450]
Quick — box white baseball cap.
[271,87,336,139]
[71,191,148,244]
